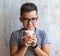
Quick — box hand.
[29,33,37,47]
[22,35,30,47]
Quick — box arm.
[10,34,29,56]
[34,44,50,56]
[10,45,28,56]
[30,33,50,56]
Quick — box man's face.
[20,11,38,30]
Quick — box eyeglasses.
[23,18,37,22]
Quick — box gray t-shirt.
[10,28,50,56]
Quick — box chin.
[27,27,35,30]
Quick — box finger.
[30,35,37,40]
[29,36,37,41]
[23,37,29,41]
[23,35,30,41]
[22,35,28,38]
[23,38,30,44]
[33,33,36,36]
[29,39,36,43]
[32,34,37,38]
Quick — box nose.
[28,19,32,24]
[28,19,31,22]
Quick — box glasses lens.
[23,18,28,21]
[31,18,37,21]
[23,18,37,22]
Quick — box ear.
[36,15,39,20]
[19,17,23,22]
[37,15,39,19]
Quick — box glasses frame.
[23,17,37,23]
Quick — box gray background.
[0,0,60,56]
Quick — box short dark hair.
[20,3,38,16]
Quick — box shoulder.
[10,29,23,40]
[12,29,22,34]
[36,28,48,39]
[36,28,46,34]
[11,29,23,38]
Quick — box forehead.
[21,11,38,18]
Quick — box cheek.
[33,21,37,25]
[33,23,36,27]
[23,22,27,26]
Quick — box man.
[10,3,50,56]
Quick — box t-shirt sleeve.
[9,32,18,45]
[41,30,50,45]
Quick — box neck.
[22,27,36,31]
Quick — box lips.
[28,25,31,27]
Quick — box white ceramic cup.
[24,30,34,36]
[23,30,34,43]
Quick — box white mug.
[22,30,34,43]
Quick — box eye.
[23,18,28,21]
[32,18,37,20]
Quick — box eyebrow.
[23,17,37,19]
